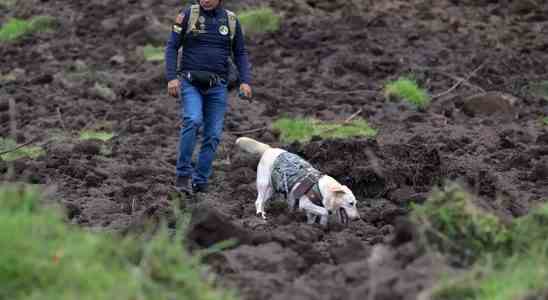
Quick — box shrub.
[411,184,511,266]
[385,77,431,110]
[0,184,238,300]
[272,117,377,143]
[238,7,280,35]
[0,16,57,42]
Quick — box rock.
[109,54,126,65]
[461,91,518,117]
[101,17,118,31]
[510,0,540,14]
[90,82,116,102]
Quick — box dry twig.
[432,63,486,99]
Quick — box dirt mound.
[2,0,548,299]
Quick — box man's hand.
[168,79,180,98]
[239,83,252,99]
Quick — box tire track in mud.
[2,0,548,299]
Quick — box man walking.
[165,0,252,194]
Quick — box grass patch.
[529,81,548,101]
[142,44,164,62]
[543,116,548,126]
[0,137,44,161]
[238,7,280,35]
[415,185,548,299]
[385,77,431,110]
[0,16,57,42]
[79,130,114,142]
[0,184,238,300]
[272,117,377,143]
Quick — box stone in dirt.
[461,92,519,117]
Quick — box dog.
[235,137,361,226]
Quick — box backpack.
[184,4,240,90]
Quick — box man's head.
[199,0,221,11]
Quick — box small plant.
[272,117,377,143]
[79,130,114,142]
[0,137,44,161]
[0,184,238,300]
[385,77,431,110]
[238,7,280,35]
[529,81,548,101]
[0,16,57,42]
[142,45,164,62]
[543,116,548,126]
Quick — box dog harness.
[271,152,324,210]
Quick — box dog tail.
[235,137,271,156]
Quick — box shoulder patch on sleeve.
[175,13,184,25]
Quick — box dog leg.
[299,197,329,226]
[306,212,318,224]
[255,160,273,220]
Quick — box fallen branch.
[344,108,363,123]
[227,126,269,135]
[432,63,486,99]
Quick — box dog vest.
[271,152,324,210]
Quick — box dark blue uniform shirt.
[165,5,251,84]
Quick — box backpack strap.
[225,9,237,42]
[186,4,201,35]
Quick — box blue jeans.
[176,79,228,185]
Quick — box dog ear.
[330,185,346,196]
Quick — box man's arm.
[232,19,252,97]
[165,8,189,83]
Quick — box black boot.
[192,183,209,194]
[175,176,193,194]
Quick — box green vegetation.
[412,184,511,265]
[79,130,114,142]
[0,16,57,42]
[142,45,164,62]
[529,81,548,101]
[385,77,431,110]
[543,116,548,126]
[272,117,377,143]
[0,184,238,300]
[0,0,16,9]
[0,137,44,161]
[238,7,280,35]
[415,184,548,300]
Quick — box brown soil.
[2,0,548,299]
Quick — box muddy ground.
[2,0,548,299]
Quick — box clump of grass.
[0,16,57,42]
[79,130,114,142]
[142,45,164,62]
[238,7,280,35]
[272,117,377,143]
[412,184,511,266]
[529,81,548,101]
[385,77,431,110]
[0,137,44,161]
[0,184,238,300]
[543,116,548,126]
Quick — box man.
[165,0,252,194]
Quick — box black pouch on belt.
[185,71,220,90]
